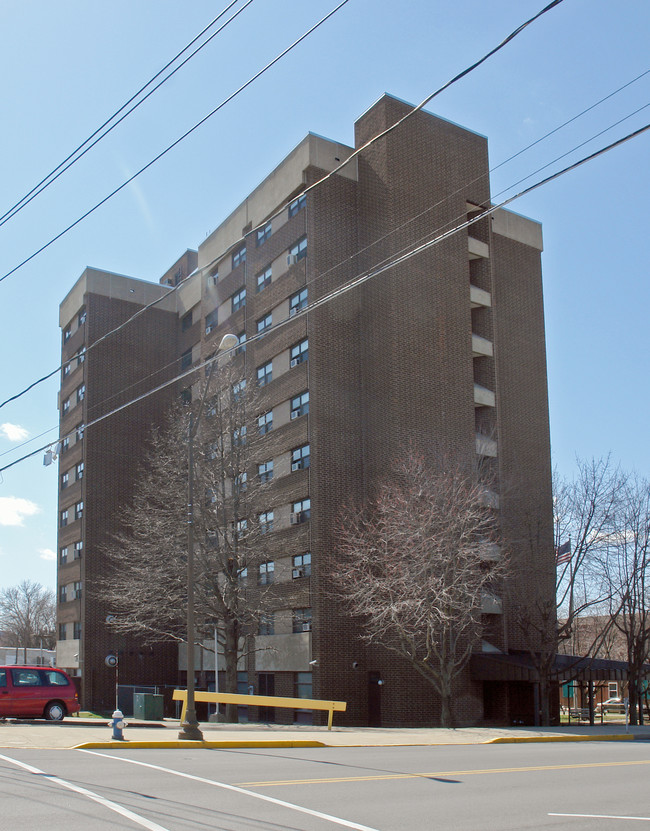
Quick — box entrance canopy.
[471,650,634,683]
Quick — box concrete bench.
[172,690,347,730]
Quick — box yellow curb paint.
[487,734,634,744]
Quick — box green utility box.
[133,693,164,720]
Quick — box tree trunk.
[223,620,239,723]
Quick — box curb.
[74,739,327,750]
[487,734,635,744]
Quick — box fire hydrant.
[109,709,126,740]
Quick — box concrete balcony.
[476,432,497,457]
[470,284,491,308]
[468,236,489,260]
[481,591,503,615]
[474,384,495,408]
[472,334,493,358]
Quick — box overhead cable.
[2,119,648,476]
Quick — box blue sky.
[1,0,648,591]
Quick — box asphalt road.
[2,741,650,830]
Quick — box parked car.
[595,697,626,714]
[0,665,80,721]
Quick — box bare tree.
[603,475,650,724]
[101,367,276,720]
[330,450,507,727]
[514,457,624,725]
[0,580,56,650]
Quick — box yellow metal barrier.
[172,690,346,730]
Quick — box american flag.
[555,540,572,565]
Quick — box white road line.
[80,749,381,831]
[550,814,650,822]
[0,753,171,831]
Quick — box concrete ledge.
[74,739,327,750]
[487,734,635,744]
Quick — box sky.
[0,0,648,592]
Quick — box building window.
[235,472,247,493]
[74,541,83,559]
[233,425,247,446]
[75,461,84,481]
[236,331,246,354]
[291,444,310,471]
[61,437,70,453]
[289,193,306,217]
[76,384,85,403]
[77,349,85,366]
[257,313,272,335]
[75,501,84,521]
[61,471,69,489]
[73,622,82,640]
[232,288,246,313]
[258,511,274,534]
[290,391,309,419]
[256,266,272,292]
[292,552,311,578]
[258,460,274,483]
[62,398,70,415]
[232,379,246,401]
[288,236,307,264]
[59,623,67,640]
[256,222,272,246]
[290,339,308,366]
[293,607,312,633]
[60,510,69,528]
[259,561,274,585]
[235,519,248,539]
[181,349,192,370]
[78,308,87,326]
[258,411,273,435]
[60,547,69,565]
[291,498,311,524]
[63,325,71,343]
[257,361,272,386]
[289,288,308,317]
[258,612,274,635]
[74,581,82,599]
[76,423,85,442]
[232,245,246,268]
[205,309,218,334]
[59,586,67,603]
[181,311,193,331]
[237,566,248,585]
[63,361,71,378]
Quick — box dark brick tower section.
[58,275,180,712]
[308,95,553,725]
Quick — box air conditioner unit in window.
[290,358,299,367]
[289,307,298,317]
[302,622,312,632]
[288,254,299,265]
[291,461,301,471]
[290,512,299,525]
[292,568,305,579]
[290,409,300,420]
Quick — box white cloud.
[1,423,29,442]
[0,497,40,526]
[39,548,56,561]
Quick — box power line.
[0,0,353,285]
[0,0,252,229]
[0,0,569,412]
[2,120,648,477]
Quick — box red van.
[0,665,80,721]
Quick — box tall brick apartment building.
[56,94,555,725]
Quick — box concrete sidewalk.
[1,718,649,750]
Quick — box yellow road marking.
[235,758,650,788]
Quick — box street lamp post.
[178,332,238,741]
